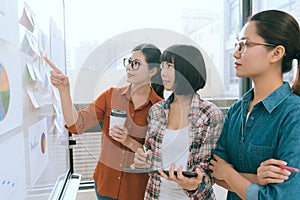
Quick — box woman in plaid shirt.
[133,44,224,199]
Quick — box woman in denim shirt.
[209,10,300,200]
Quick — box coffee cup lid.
[110,109,127,117]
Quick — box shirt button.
[250,116,254,120]
[131,113,134,117]
[118,177,120,179]
[120,164,122,167]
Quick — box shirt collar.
[243,82,292,113]
[163,92,174,109]
[121,85,131,100]
[148,87,163,104]
[189,93,204,122]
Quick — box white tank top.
[159,126,190,200]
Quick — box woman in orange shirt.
[45,43,164,200]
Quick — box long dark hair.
[132,43,164,98]
[249,10,300,96]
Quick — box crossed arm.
[209,156,294,199]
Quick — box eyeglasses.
[123,58,146,70]
[234,39,276,54]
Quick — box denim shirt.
[215,82,300,200]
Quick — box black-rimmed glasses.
[123,58,146,70]
[234,39,276,54]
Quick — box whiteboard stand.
[49,172,81,200]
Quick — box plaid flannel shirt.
[144,93,224,200]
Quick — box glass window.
[252,0,300,87]
[65,0,240,185]
[65,0,239,100]
[65,0,299,185]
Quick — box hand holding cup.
[109,109,128,144]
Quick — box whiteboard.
[0,0,70,199]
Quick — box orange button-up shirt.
[66,85,162,200]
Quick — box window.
[253,0,300,87]
[65,0,300,185]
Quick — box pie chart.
[41,132,46,154]
[0,63,10,121]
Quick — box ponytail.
[292,56,300,96]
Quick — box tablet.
[123,168,198,178]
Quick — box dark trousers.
[94,183,117,200]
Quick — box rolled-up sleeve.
[246,184,259,200]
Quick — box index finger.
[43,56,61,73]
[261,159,287,166]
[176,165,185,179]
[213,154,221,161]
[114,125,126,131]
[158,169,169,179]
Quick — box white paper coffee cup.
[109,109,127,129]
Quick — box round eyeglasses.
[234,39,276,54]
[123,58,146,70]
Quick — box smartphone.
[162,170,198,178]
